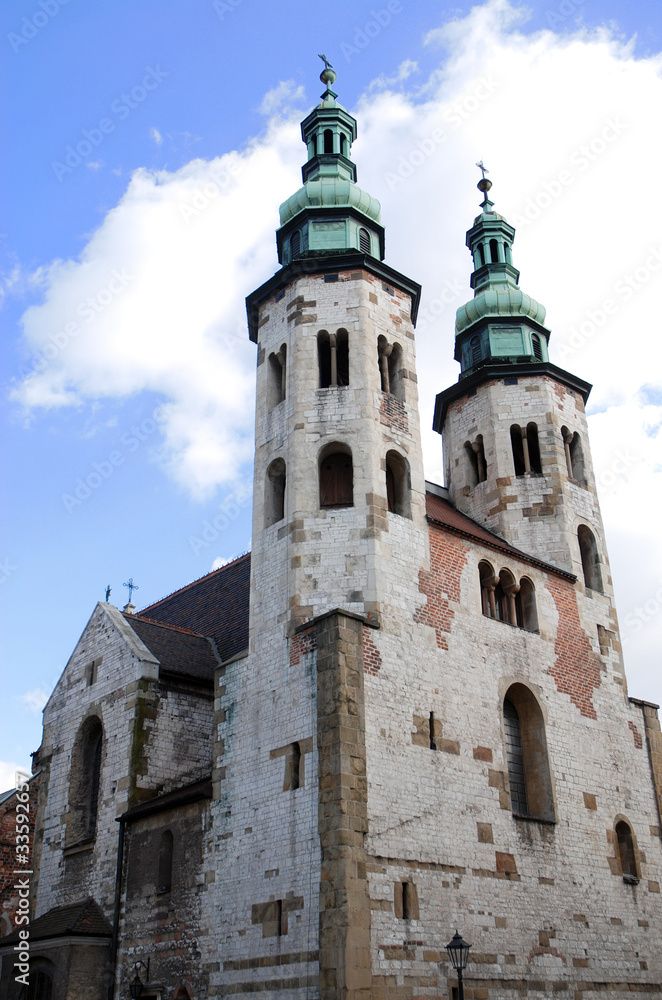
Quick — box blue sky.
[3,0,662,786]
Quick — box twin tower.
[245,63,608,641]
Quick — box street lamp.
[445,930,471,1000]
[129,959,151,999]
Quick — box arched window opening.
[578,524,603,593]
[388,343,404,402]
[158,829,173,893]
[323,129,334,154]
[505,243,512,264]
[378,335,390,393]
[319,446,353,508]
[287,742,302,791]
[25,968,53,1000]
[511,423,541,476]
[498,569,518,625]
[465,435,486,488]
[265,458,286,527]
[290,230,300,260]
[489,238,499,263]
[479,561,497,618]
[341,134,348,157]
[267,346,286,409]
[174,989,192,1000]
[527,423,542,474]
[503,685,555,822]
[465,441,479,489]
[359,227,371,254]
[470,335,482,367]
[475,244,484,267]
[68,716,103,845]
[532,333,543,360]
[563,428,586,485]
[385,450,411,518]
[616,821,638,881]
[429,712,437,751]
[518,577,538,632]
[318,329,349,388]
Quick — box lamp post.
[445,930,471,1000]
[129,959,151,999]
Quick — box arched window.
[319,446,353,508]
[174,989,191,1000]
[578,525,603,593]
[563,427,586,485]
[498,569,518,625]
[324,129,334,154]
[341,134,348,157]
[388,343,404,402]
[158,829,173,893]
[285,742,302,791]
[510,424,526,476]
[615,820,638,881]
[385,450,411,518]
[68,716,103,844]
[470,335,481,367]
[518,577,538,632]
[489,238,499,263]
[475,244,484,267]
[359,227,371,254]
[318,329,349,387]
[464,435,486,488]
[479,561,497,618]
[527,423,542,474]
[265,458,286,527]
[25,967,53,1000]
[503,685,555,822]
[532,333,543,360]
[510,423,541,476]
[267,346,286,409]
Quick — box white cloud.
[9,0,662,697]
[369,59,419,90]
[150,127,163,146]
[20,688,51,714]
[86,160,103,171]
[0,761,30,794]
[211,555,232,571]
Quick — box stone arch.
[578,524,603,593]
[265,458,286,527]
[267,345,286,409]
[518,577,538,632]
[614,816,639,881]
[67,714,103,844]
[319,442,353,508]
[385,450,411,518]
[479,560,497,618]
[503,684,555,822]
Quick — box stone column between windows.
[315,610,372,1000]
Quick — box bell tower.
[245,63,425,647]
[434,170,614,593]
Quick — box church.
[2,62,661,1000]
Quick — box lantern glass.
[129,974,144,999]
[445,930,471,971]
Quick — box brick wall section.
[629,721,644,749]
[316,611,372,1000]
[290,628,317,667]
[379,393,409,435]
[413,523,468,649]
[547,577,601,719]
[362,627,382,675]
[0,776,39,935]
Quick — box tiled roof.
[425,492,575,580]
[138,552,251,662]
[121,775,213,821]
[125,615,220,685]
[0,898,111,945]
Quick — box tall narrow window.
[158,829,173,893]
[319,447,353,508]
[68,716,103,844]
[429,712,437,751]
[503,685,555,822]
[470,335,482,366]
[341,134,348,157]
[503,699,529,816]
[527,423,542,474]
[510,424,526,476]
[385,451,411,517]
[290,230,300,260]
[267,346,286,409]
[532,333,543,360]
[498,569,518,625]
[285,741,303,791]
[323,129,334,154]
[518,578,538,632]
[562,429,587,485]
[479,561,496,618]
[359,227,371,254]
[616,821,638,881]
[394,881,419,919]
[318,330,349,387]
[265,458,286,527]
[578,525,603,593]
[489,238,499,263]
[475,244,484,267]
[511,423,541,475]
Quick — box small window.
[465,435,486,488]
[318,329,349,387]
[497,568,517,625]
[359,227,371,254]
[387,343,404,401]
[616,821,638,881]
[341,134,348,157]
[532,334,543,360]
[479,561,496,618]
[527,423,542,474]
[578,525,603,593]
[324,129,334,154]
[429,711,437,751]
[510,424,526,476]
[320,447,353,508]
[470,335,481,366]
[158,829,173,893]
[265,458,286,527]
[284,741,303,791]
[563,428,586,485]
[503,684,555,822]
[518,577,538,632]
[394,880,419,920]
[268,346,286,409]
[475,244,484,268]
[385,451,411,517]
[504,698,529,816]
[489,238,499,263]
[290,230,301,260]
[511,423,541,475]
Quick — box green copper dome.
[276,60,384,266]
[454,171,550,375]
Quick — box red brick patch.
[628,720,643,748]
[363,627,382,676]
[289,628,316,667]
[413,524,468,649]
[379,392,409,435]
[546,578,601,719]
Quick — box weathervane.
[318,52,337,96]
[105,585,111,602]
[475,160,494,211]
[123,577,139,604]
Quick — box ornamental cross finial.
[105,585,111,602]
[476,160,489,180]
[123,577,139,603]
[318,53,333,71]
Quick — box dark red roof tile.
[0,898,111,944]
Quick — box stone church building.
[2,65,662,1000]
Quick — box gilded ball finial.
[318,53,337,89]
[475,160,494,211]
